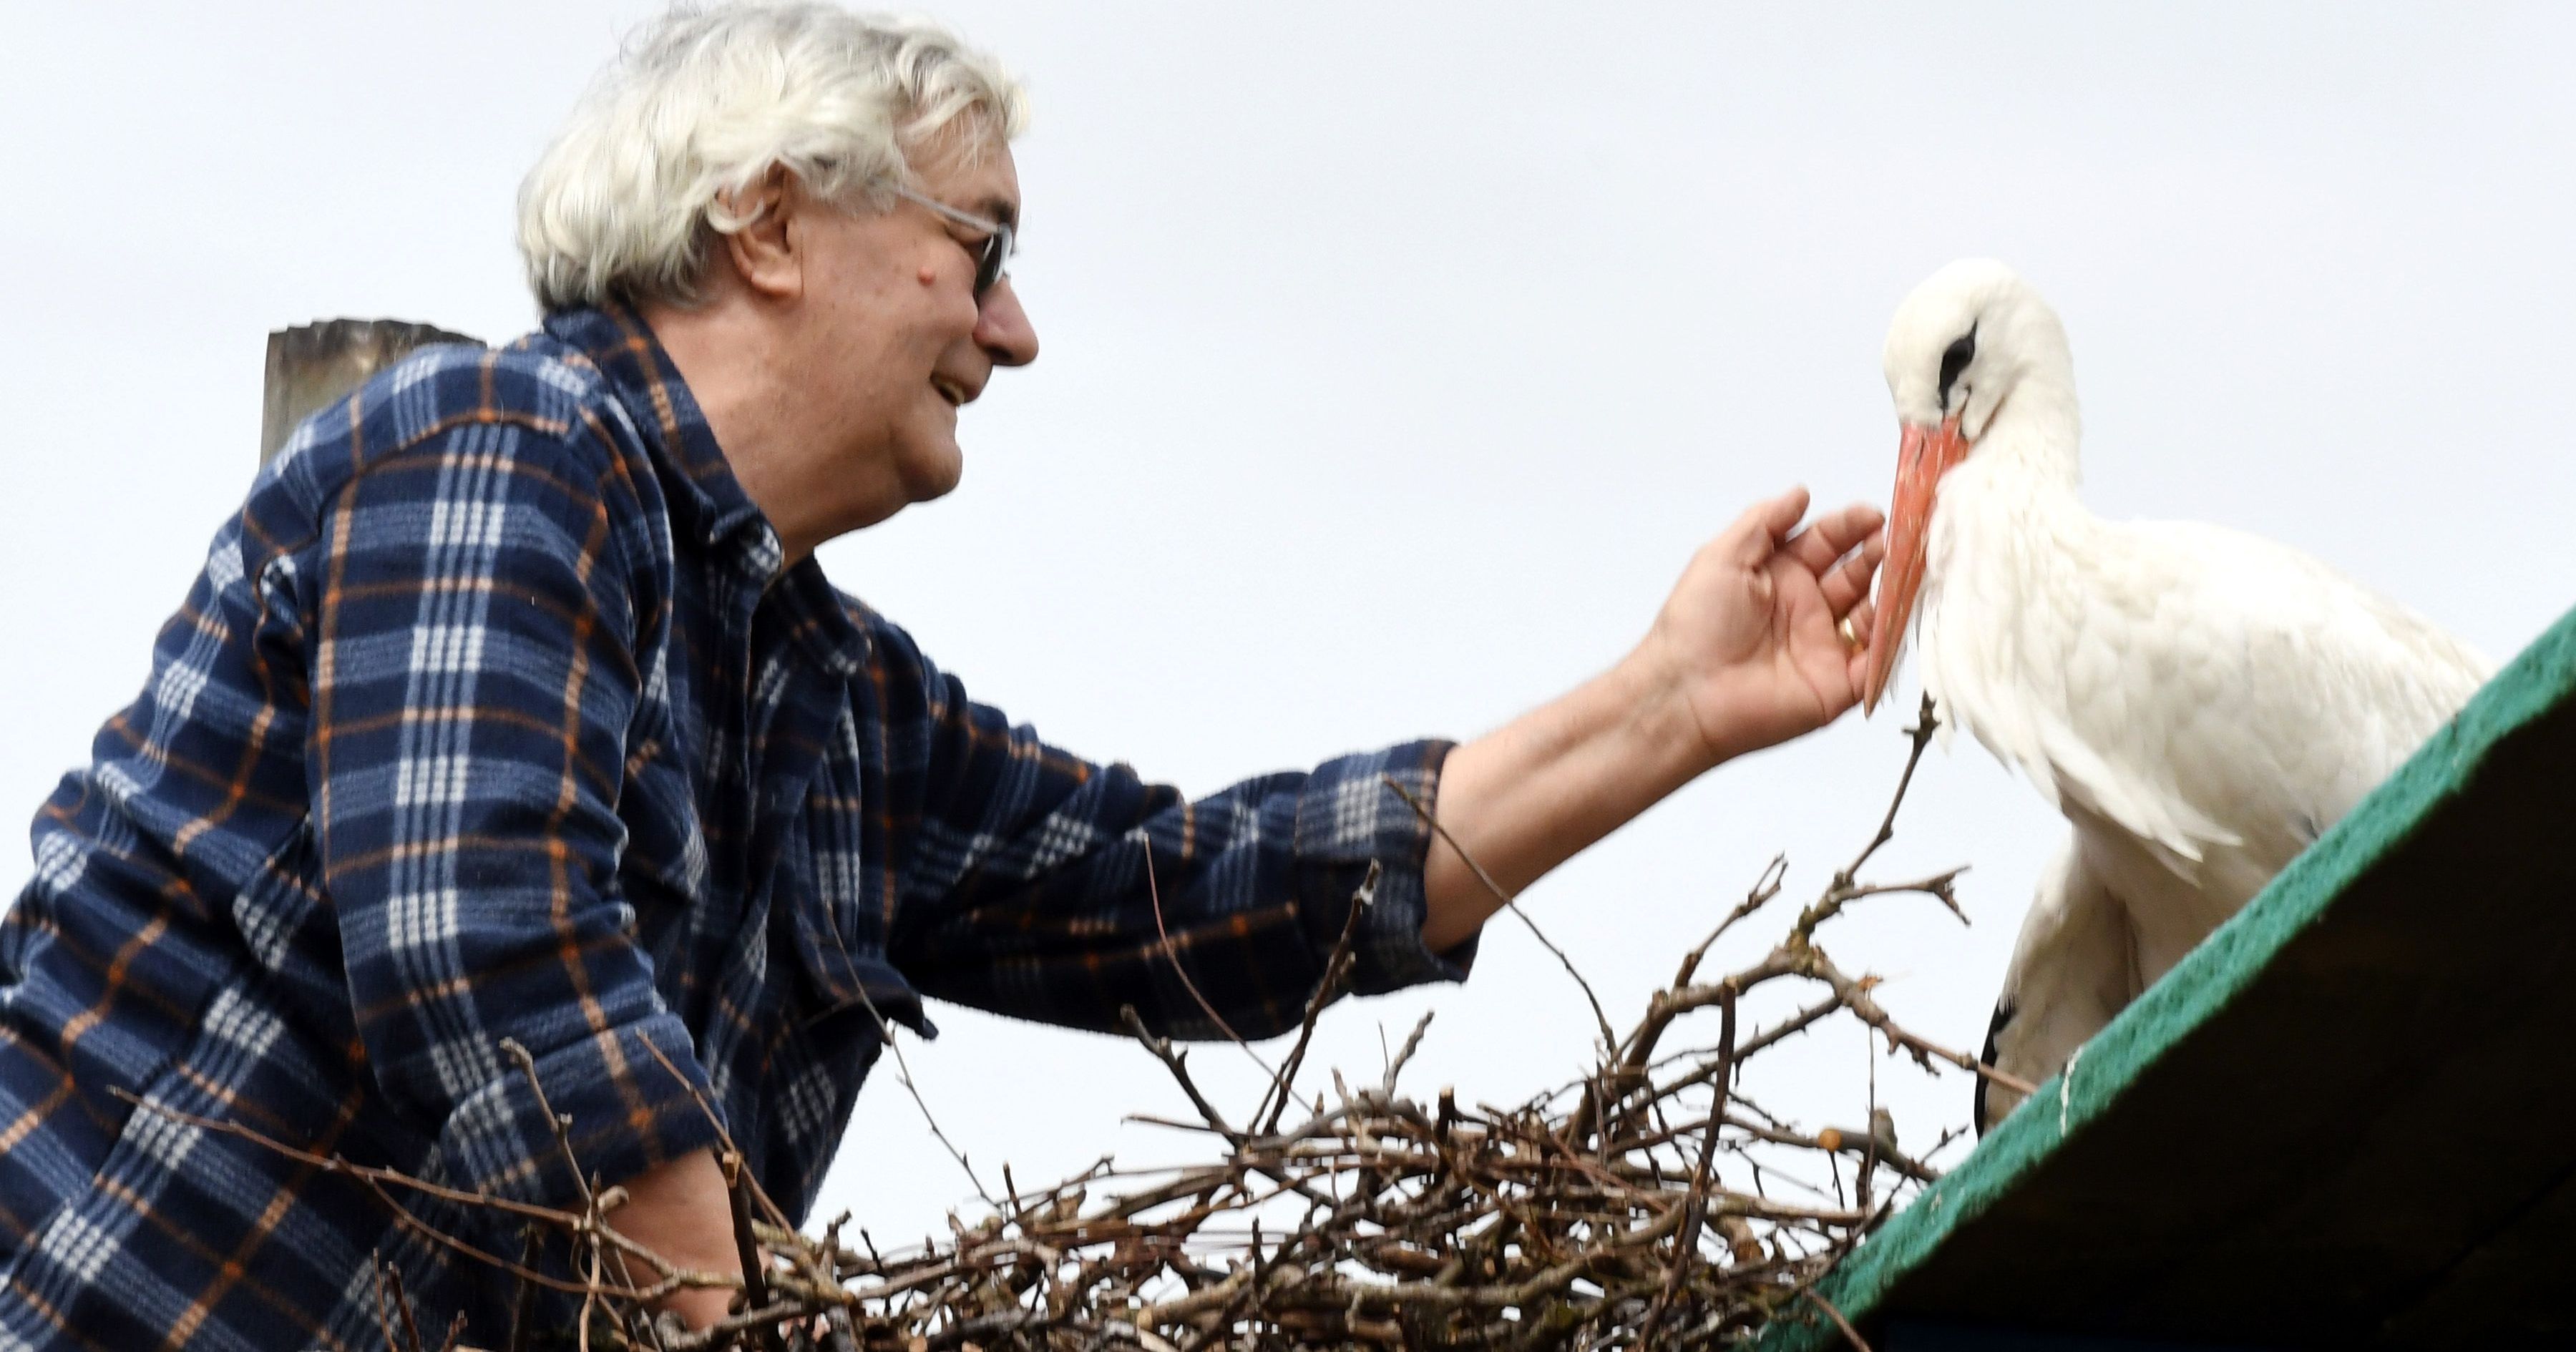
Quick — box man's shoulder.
[249,333,659,548]
[829,589,948,698]
[268,334,634,478]
[834,589,914,663]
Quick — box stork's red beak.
[1862,415,1971,713]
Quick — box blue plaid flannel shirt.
[0,304,1473,1348]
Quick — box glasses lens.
[975,224,1013,297]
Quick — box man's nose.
[975,277,1039,368]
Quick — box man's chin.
[901,442,965,504]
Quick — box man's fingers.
[1818,534,1885,614]
[1819,501,1887,557]
[1725,487,1814,568]
[1782,502,1887,577]
[1841,598,1878,682]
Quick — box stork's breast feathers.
[1926,515,2489,886]
[1926,572,2240,871]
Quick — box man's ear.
[716,165,801,301]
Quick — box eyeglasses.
[885,182,1015,299]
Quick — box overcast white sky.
[7,2,2575,1242]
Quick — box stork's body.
[1863,261,2493,1131]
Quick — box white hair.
[517,2,1029,312]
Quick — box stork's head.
[1860,259,2075,712]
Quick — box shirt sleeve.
[301,418,721,1209]
[872,622,1477,1042]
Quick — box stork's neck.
[1932,366,2092,609]
[1921,361,2097,738]
[1964,363,2083,495]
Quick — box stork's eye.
[1938,323,1977,409]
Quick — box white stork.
[1858,259,2494,1133]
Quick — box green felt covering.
[1753,606,2576,1351]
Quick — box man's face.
[796,139,1038,526]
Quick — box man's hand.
[1635,488,1885,770]
[615,1147,743,1329]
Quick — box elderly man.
[0,4,1883,1345]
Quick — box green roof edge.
[1753,607,2576,1352]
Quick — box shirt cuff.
[430,1012,726,1210]
[1291,738,1479,994]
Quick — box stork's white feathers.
[1875,260,2494,1132]
[1976,839,2134,1131]
[1922,487,2493,881]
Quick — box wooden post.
[259,318,481,463]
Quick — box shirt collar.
[542,303,773,554]
[540,303,872,676]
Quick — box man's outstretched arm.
[1422,489,1884,951]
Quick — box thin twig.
[1118,1004,1237,1140]
[372,1253,416,1352]
[1640,986,1736,1346]
[635,1031,796,1233]
[1805,1288,1875,1352]
[106,1090,706,1294]
[499,1039,597,1212]
[1141,843,1277,1076]
[1380,1009,1436,1098]
[1840,693,1940,885]
[1254,862,1377,1135]
[849,982,996,1207]
[723,1150,784,1352]
[1382,773,1616,1052]
[1674,853,1788,988]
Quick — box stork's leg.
[1976,837,2139,1135]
